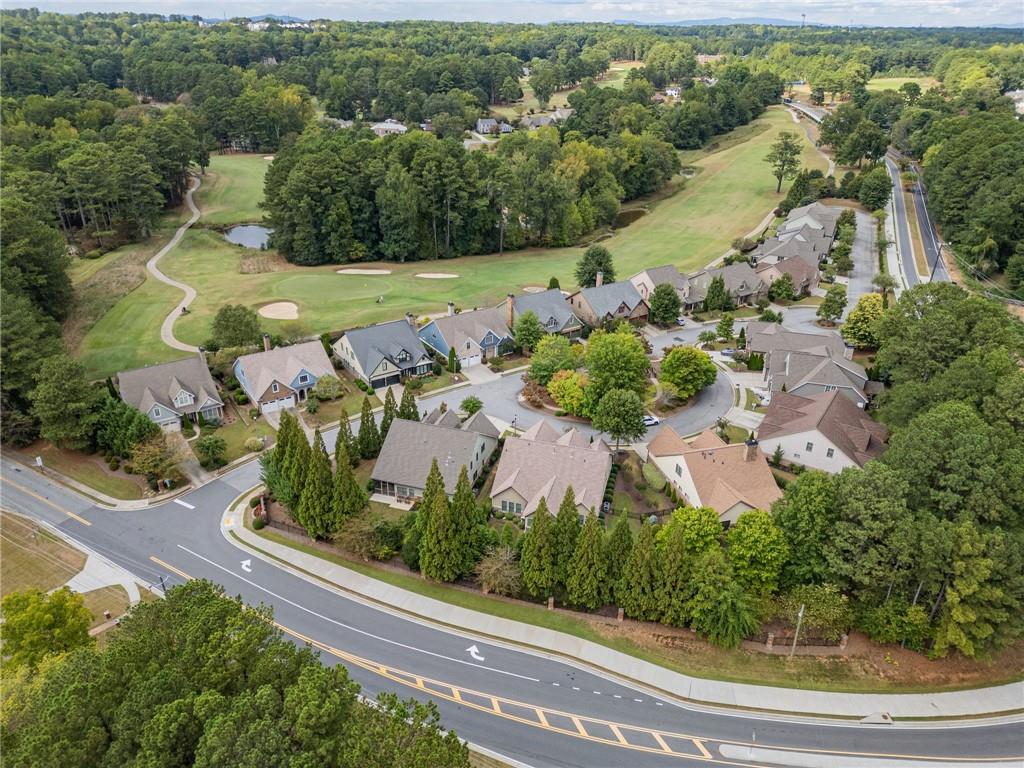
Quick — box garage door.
[462,354,482,368]
[373,374,401,389]
[261,395,295,413]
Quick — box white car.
[642,414,660,427]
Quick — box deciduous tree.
[841,292,883,348]
[765,131,802,193]
[574,245,615,288]
[659,346,717,401]
[648,283,682,325]
[513,311,545,352]
[0,587,92,668]
[726,509,789,597]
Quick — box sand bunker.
[258,301,299,320]
[522,286,547,293]
[416,272,459,279]
[337,268,392,275]
[263,155,275,160]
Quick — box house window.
[675,464,682,477]
[466,341,471,350]
[824,385,836,392]
[153,407,161,417]
[299,374,309,384]
[272,383,279,394]
[826,448,835,458]
[500,500,522,515]
[805,442,814,452]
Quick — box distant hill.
[250,14,306,22]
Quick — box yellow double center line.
[4,478,92,526]
[147,554,1022,766]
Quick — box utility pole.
[790,603,805,658]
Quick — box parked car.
[642,414,660,427]
[721,348,736,357]
[675,317,686,326]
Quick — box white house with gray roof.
[233,339,335,414]
[333,318,433,390]
[629,264,689,303]
[567,279,649,328]
[118,354,224,431]
[505,290,582,338]
[372,411,500,500]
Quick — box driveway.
[462,364,501,386]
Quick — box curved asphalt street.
[3,456,1022,768]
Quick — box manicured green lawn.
[194,153,270,226]
[213,416,277,463]
[77,275,183,378]
[1,511,86,596]
[490,60,643,120]
[155,107,824,346]
[866,76,938,92]
[31,443,148,499]
[303,389,381,430]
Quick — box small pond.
[613,208,648,229]
[224,225,272,249]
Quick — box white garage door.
[461,354,482,368]
[261,395,295,413]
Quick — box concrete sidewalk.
[226,506,1024,721]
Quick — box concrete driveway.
[462,364,501,386]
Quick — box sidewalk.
[226,506,1024,720]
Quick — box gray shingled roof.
[576,281,646,319]
[235,340,334,398]
[513,290,580,332]
[342,320,431,377]
[117,356,222,417]
[428,308,511,353]
[372,414,498,492]
[687,263,764,303]
[639,265,689,291]
[770,351,867,394]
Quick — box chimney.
[745,438,759,462]
[595,271,604,287]
[505,293,515,329]
[262,333,271,352]
[447,301,455,317]
[405,312,416,329]
[197,345,206,364]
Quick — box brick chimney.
[262,333,271,352]
[447,301,455,316]
[595,271,604,287]
[744,438,759,462]
[505,293,515,329]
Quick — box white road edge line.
[175,544,540,683]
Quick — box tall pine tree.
[336,408,360,466]
[419,469,456,582]
[688,548,758,649]
[380,387,398,439]
[357,395,381,458]
[566,515,608,610]
[617,522,662,621]
[333,441,368,518]
[605,514,633,584]
[297,429,339,539]
[520,498,557,599]
[417,459,446,537]
[658,520,695,627]
[449,466,480,578]
[398,387,419,421]
[280,412,311,513]
[552,486,581,592]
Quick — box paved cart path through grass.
[77,107,825,377]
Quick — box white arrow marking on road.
[240,559,252,573]
[466,644,485,662]
[173,499,195,509]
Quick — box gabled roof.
[781,202,841,236]
[771,351,867,395]
[236,340,334,397]
[648,426,781,515]
[757,391,888,467]
[572,281,647,319]
[372,415,498,493]
[686,263,765,303]
[424,408,462,428]
[746,324,847,358]
[633,264,689,291]
[340,320,431,376]
[118,356,222,418]
[492,418,611,516]
[756,255,819,287]
[427,308,511,354]
[512,290,580,332]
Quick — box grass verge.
[903,189,930,277]
[28,442,147,499]
[242,517,1024,695]
[1,511,86,595]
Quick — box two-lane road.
[2,457,1022,767]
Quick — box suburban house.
[506,290,583,338]
[333,318,434,390]
[779,202,841,242]
[629,264,689,303]
[757,390,889,473]
[646,426,782,525]
[372,410,501,501]
[418,305,513,368]
[234,338,335,414]
[744,323,872,404]
[755,255,820,296]
[117,354,224,431]
[566,278,649,328]
[476,117,497,134]
[371,118,408,137]
[683,263,766,311]
[491,419,611,525]
[520,114,553,130]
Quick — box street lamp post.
[790,603,805,658]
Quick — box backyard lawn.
[77,107,825,377]
[193,153,271,226]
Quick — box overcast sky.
[20,0,1024,28]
